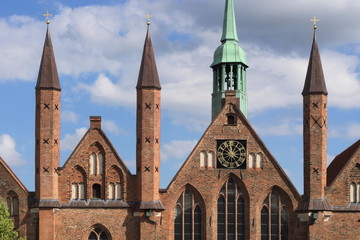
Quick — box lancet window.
[89,153,104,175]
[217,178,246,240]
[261,189,288,240]
[174,189,202,240]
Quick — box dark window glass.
[237,197,245,239]
[261,190,288,240]
[194,206,201,240]
[92,184,101,199]
[217,196,225,240]
[218,178,246,240]
[174,205,182,240]
[261,206,269,240]
[174,189,202,240]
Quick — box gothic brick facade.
[1,1,360,239]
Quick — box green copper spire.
[211,0,248,119]
[221,0,239,42]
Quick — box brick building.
[1,0,360,239]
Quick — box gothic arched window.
[88,227,110,240]
[89,152,104,175]
[261,189,288,240]
[174,189,202,240]
[217,178,246,240]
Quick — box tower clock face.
[217,140,247,169]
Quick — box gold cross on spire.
[310,16,319,29]
[145,13,152,25]
[43,11,52,24]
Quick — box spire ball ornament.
[145,13,152,25]
[310,16,319,29]
[43,11,52,25]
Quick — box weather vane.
[145,12,152,25]
[43,11,52,24]
[310,16,319,29]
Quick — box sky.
[0,0,359,194]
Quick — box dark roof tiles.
[327,139,360,186]
[302,30,327,96]
[136,26,161,90]
[36,26,61,90]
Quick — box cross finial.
[145,13,152,25]
[310,16,319,29]
[43,11,52,24]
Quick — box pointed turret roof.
[36,26,61,90]
[136,25,161,90]
[302,29,327,96]
[211,0,247,67]
[221,0,239,43]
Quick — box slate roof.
[136,25,161,90]
[302,30,327,96]
[36,26,61,90]
[327,139,360,186]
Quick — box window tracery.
[261,189,288,240]
[217,178,246,240]
[174,189,202,240]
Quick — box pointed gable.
[166,92,300,202]
[36,26,61,90]
[136,26,161,90]
[327,139,360,186]
[0,157,29,196]
[302,30,327,96]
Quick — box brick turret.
[302,28,328,201]
[35,24,61,240]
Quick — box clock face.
[217,140,247,169]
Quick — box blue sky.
[0,0,359,194]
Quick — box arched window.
[92,184,101,199]
[89,153,104,175]
[200,151,206,167]
[174,189,202,240]
[90,153,96,175]
[97,153,103,175]
[208,151,214,168]
[256,153,263,169]
[72,183,78,200]
[217,178,246,240]
[350,183,356,203]
[88,227,110,240]
[108,183,115,199]
[249,153,255,169]
[12,197,18,216]
[261,189,288,240]
[115,183,121,200]
[6,197,12,215]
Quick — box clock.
[217,140,247,169]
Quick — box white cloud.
[329,122,360,140]
[254,119,302,136]
[161,140,197,162]
[77,73,135,107]
[62,110,79,123]
[103,120,127,135]
[61,127,87,151]
[0,134,26,166]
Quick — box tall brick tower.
[302,26,328,201]
[35,22,61,240]
[211,0,248,119]
[136,21,164,239]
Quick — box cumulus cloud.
[0,0,359,133]
[161,140,198,162]
[254,119,303,136]
[62,110,79,123]
[61,127,87,151]
[103,120,127,135]
[0,134,26,166]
